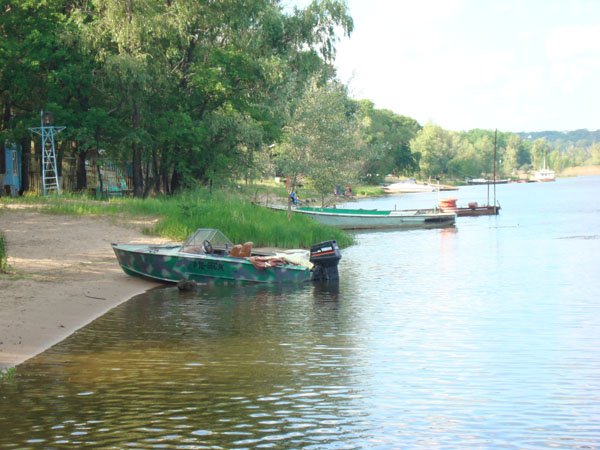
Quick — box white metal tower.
[29,111,65,195]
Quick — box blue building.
[1,143,22,196]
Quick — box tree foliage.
[0,0,354,196]
[356,100,420,183]
[410,123,459,179]
[276,79,362,204]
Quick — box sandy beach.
[0,206,168,369]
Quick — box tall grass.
[354,185,386,196]
[0,231,8,273]
[0,367,15,382]
[2,189,354,248]
[151,189,352,248]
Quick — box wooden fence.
[26,157,132,196]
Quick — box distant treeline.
[518,129,600,150]
[411,125,600,181]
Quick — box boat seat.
[229,244,243,257]
[239,242,253,257]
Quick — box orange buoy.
[439,198,457,211]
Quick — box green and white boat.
[112,228,341,284]
[270,206,456,230]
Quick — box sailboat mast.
[493,129,498,213]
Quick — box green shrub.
[0,232,8,273]
[0,367,16,382]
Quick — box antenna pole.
[493,129,498,213]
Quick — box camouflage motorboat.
[112,228,341,284]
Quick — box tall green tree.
[588,143,600,165]
[276,79,362,205]
[357,100,420,183]
[3,0,354,196]
[410,123,457,179]
[447,139,482,179]
[530,138,551,170]
[0,0,72,189]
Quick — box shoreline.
[0,206,168,369]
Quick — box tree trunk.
[152,148,161,194]
[142,158,151,197]
[57,141,64,178]
[76,147,87,191]
[20,138,30,193]
[161,157,169,195]
[0,142,5,177]
[132,143,143,197]
[131,100,144,197]
[171,167,181,193]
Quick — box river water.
[1,176,600,449]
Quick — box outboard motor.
[310,240,342,281]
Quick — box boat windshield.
[181,229,234,253]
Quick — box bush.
[0,232,7,273]
[0,367,15,382]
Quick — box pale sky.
[286,0,600,132]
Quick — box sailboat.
[533,154,555,182]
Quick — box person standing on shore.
[289,190,299,206]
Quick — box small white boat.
[383,180,435,193]
[533,167,555,182]
[533,154,556,182]
[268,205,456,230]
[466,178,509,185]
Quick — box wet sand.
[0,206,168,369]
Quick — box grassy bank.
[559,165,600,177]
[1,188,354,249]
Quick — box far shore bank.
[559,164,600,177]
[0,205,168,369]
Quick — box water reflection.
[1,283,370,449]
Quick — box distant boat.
[466,178,510,185]
[533,154,556,182]
[533,167,555,182]
[383,179,436,193]
[268,205,456,230]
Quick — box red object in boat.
[439,198,458,211]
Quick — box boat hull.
[112,244,312,284]
[455,205,500,217]
[439,198,500,217]
[292,207,456,230]
[466,179,509,185]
